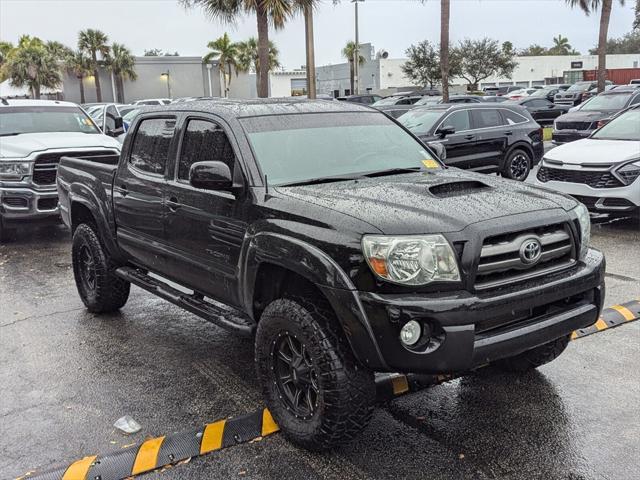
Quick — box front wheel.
[502,149,531,181]
[495,335,571,373]
[255,298,375,451]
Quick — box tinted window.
[470,109,504,129]
[528,99,548,108]
[501,109,528,125]
[129,118,176,175]
[178,119,236,181]
[443,110,470,131]
[399,109,446,135]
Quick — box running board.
[115,266,256,336]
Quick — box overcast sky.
[0,0,636,69]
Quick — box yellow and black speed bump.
[26,409,279,480]
[571,299,640,340]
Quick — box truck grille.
[537,166,622,188]
[474,223,576,290]
[554,121,594,131]
[32,150,117,186]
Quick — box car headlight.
[614,160,640,186]
[362,235,460,285]
[0,162,32,180]
[572,203,590,259]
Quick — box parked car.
[131,98,172,106]
[552,87,640,144]
[554,81,613,106]
[630,79,640,85]
[444,95,484,104]
[582,84,618,101]
[537,104,639,218]
[0,99,121,241]
[505,98,570,125]
[336,94,383,105]
[398,103,543,181]
[528,85,570,103]
[57,98,604,450]
[483,86,521,96]
[504,88,537,100]
[481,95,509,103]
[371,95,422,107]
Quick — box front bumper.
[0,186,60,226]
[326,249,605,374]
[552,129,593,144]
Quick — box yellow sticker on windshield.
[422,159,439,169]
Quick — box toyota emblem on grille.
[520,238,542,265]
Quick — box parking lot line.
[21,300,640,480]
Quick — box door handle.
[505,131,513,136]
[166,197,180,212]
[464,135,475,140]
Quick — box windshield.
[398,109,444,135]
[0,106,100,136]
[123,108,142,123]
[581,93,632,111]
[591,109,640,141]
[566,83,592,92]
[241,112,441,186]
[415,96,443,106]
[372,96,406,106]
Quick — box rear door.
[434,109,478,170]
[113,115,177,272]
[163,116,248,306]
[468,108,507,173]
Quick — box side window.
[443,110,471,131]
[500,109,528,125]
[470,109,504,129]
[529,99,547,108]
[129,118,176,175]
[178,119,236,181]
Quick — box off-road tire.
[502,148,531,181]
[255,298,376,451]
[496,334,571,373]
[72,223,130,313]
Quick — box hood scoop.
[428,180,491,198]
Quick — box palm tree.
[106,43,137,103]
[78,29,109,102]
[440,0,450,102]
[341,41,365,95]
[45,41,73,61]
[65,50,91,104]
[203,33,240,97]
[566,0,624,92]
[237,37,280,93]
[4,36,61,98]
[182,0,292,98]
[549,35,573,54]
[291,0,321,98]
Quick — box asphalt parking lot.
[1,211,639,480]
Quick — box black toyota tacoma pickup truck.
[57,99,605,450]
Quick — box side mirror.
[105,117,125,137]
[427,141,447,161]
[189,161,233,191]
[436,125,455,137]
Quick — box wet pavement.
[1,215,638,480]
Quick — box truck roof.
[142,98,372,119]
[0,99,79,108]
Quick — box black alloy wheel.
[78,245,97,292]
[503,149,531,181]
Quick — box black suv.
[399,104,544,181]
[336,94,383,105]
[555,81,614,106]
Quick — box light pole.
[160,70,172,99]
[206,63,213,97]
[352,0,364,95]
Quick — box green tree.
[520,44,549,56]
[634,0,639,30]
[566,0,625,93]
[78,28,110,102]
[4,36,62,98]
[106,43,137,103]
[589,30,640,53]
[144,48,164,56]
[0,41,14,81]
[45,41,73,61]
[548,34,580,54]
[65,50,91,104]
[236,37,280,93]
[203,33,240,97]
[402,41,441,89]
[341,40,366,95]
[455,38,518,90]
[182,0,293,98]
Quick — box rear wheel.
[495,335,571,373]
[255,298,375,451]
[72,223,130,313]
[502,149,531,181]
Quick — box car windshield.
[123,108,142,122]
[241,112,440,186]
[591,109,640,141]
[529,89,550,97]
[398,109,444,134]
[566,83,591,92]
[581,93,632,111]
[415,96,443,106]
[372,96,407,106]
[0,106,100,136]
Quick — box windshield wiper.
[0,132,22,137]
[363,167,424,178]
[278,173,366,187]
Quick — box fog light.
[400,320,421,346]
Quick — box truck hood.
[276,169,577,235]
[545,138,640,165]
[0,132,120,159]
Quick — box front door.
[164,117,248,307]
[113,116,177,272]
[431,109,478,170]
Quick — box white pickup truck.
[0,99,122,240]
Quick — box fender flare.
[504,142,535,167]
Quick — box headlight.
[362,234,460,285]
[573,203,590,259]
[0,162,32,180]
[614,160,640,186]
